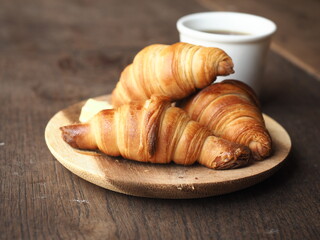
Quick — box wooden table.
[1,0,319,239]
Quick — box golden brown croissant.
[180,80,272,160]
[111,42,234,107]
[60,96,251,170]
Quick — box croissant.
[111,42,234,107]
[180,79,272,160]
[60,96,251,170]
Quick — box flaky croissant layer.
[111,42,234,107]
[61,96,251,170]
[180,79,272,160]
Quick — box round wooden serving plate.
[45,95,291,199]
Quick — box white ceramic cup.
[177,12,277,94]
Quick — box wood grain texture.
[45,95,291,199]
[1,0,320,239]
[198,0,320,80]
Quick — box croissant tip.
[213,146,252,170]
[218,59,234,76]
[60,125,80,148]
[249,141,272,161]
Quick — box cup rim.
[177,11,277,43]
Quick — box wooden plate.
[45,95,291,199]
